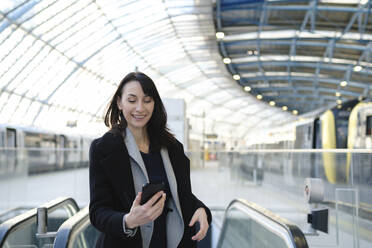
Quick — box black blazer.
[89,131,212,247]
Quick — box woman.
[89,72,212,247]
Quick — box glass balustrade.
[217,199,308,248]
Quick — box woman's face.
[117,80,154,131]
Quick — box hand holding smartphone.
[140,182,165,205]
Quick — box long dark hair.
[104,72,176,149]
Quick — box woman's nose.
[136,102,144,111]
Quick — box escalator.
[53,206,99,248]
[216,199,308,248]
[0,197,308,248]
[52,198,308,248]
[0,197,79,248]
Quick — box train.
[246,97,372,185]
[0,124,92,176]
[229,97,372,220]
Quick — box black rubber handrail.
[53,206,90,248]
[217,199,308,248]
[0,197,79,246]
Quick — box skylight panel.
[186,80,219,96]
[1,0,30,13]
[0,28,26,63]
[2,93,21,123]
[12,97,31,124]
[205,91,233,104]
[224,98,247,109]
[14,46,51,95]
[51,8,101,47]
[6,40,44,92]
[0,24,14,47]
[40,1,93,41]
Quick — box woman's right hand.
[125,191,166,229]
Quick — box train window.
[0,132,4,147]
[367,116,372,136]
[6,128,17,147]
[336,119,348,148]
[24,132,57,148]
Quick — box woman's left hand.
[189,207,209,241]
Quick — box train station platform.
[1,149,372,247]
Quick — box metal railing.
[54,206,99,248]
[0,197,79,247]
[217,199,308,248]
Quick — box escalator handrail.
[0,197,79,246]
[53,206,90,248]
[217,198,308,248]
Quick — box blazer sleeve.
[89,138,134,240]
[176,142,212,225]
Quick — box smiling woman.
[89,72,212,248]
[117,81,155,136]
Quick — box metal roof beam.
[256,85,360,98]
[360,1,371,34]
[220,5,372,13]
[235,61,367,72]
[244,76,367,93]
[300,0,317,31]
[224,39,366,51]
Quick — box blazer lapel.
[161,148,184,247]
[160,148,183,219]
[124,128,149,182]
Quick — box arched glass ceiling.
[215,0,372,114]
[0,0,292,141]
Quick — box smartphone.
[140,182,165,205]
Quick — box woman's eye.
[128,99,135,103]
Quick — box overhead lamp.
[340,81,348,87]
[292,110,298,115]
[244,86,251,92]
[335,92,341,97]
[247,50,257,56]
[361,0,368,5]
[269,101,275,106]
[257,94,263,100]
[216,32,225,39]
[337,105,342,109]
[337,99,342,104]
[223,58,231,64]
[233,74,240,80]
[353,65,362,72]
[282,106,288,111]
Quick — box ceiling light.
[269,101,275,106]
[247,50,256,56]
[353,65,362,72]
[337,105,342,109]
[244,86,251,92]
[257,94,263,100]
[360,0,368,5]
[282,106,288,111]
[340,81,348,87]
[223,58,231,64]
[337,99,342,104]
[292,110,298,115]
[335,92,341,97]
[216,32,225,39]
[233,74,240,80]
